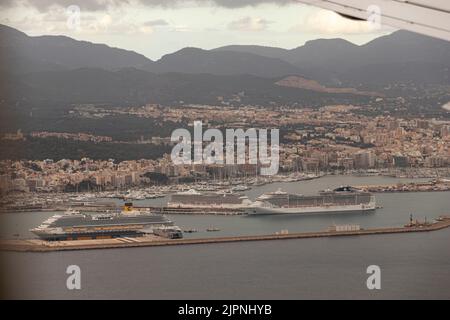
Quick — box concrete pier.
[1,216,449,252]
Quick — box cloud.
[0,0,294,11]
[143,19,169,27]
[192,0,292,8]
[1,0,130,12]
[83,16,169,34]
[171,24,191,32]
[2,9,160,35]
[138,19,170,33]
[292,9,381,35]
[228,16,272,31]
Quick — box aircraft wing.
[296,0,450,41]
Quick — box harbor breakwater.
[1,216,449,252]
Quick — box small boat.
[153,226,183,239]
[232,185,250,192]
[65,208,80,215]
[206,227,220,232]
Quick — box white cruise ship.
[167,189,252,209]
[245,186,376,215]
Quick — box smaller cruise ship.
[168,189,252,209]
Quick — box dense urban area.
[1,103,449,194]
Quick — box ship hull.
[31,229,148,241]
[167,203,245,209]
[245,203,376,215]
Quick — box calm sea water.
[1,230,450,299]
[1,175,449,299]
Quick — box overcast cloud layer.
[0,0,294,11]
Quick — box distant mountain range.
[1,23,449,109]
[2,24,449,85]
[215,31,450,70]
[215,32,450,86]
[0,24,152,74]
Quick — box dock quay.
[1,216,449,253]
[145,207,244,215]
[62,205,244,215]
[355,181,450,193]
[0,206,245,215]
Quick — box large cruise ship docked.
[30,203,180,241]
[245,186,376,215]
[168,189,252,209]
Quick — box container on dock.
[327,224,361,232]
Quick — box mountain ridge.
[1,24,449,95]
[0,24,154,74]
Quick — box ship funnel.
[124,202,134,212]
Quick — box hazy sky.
[0,0,395,60]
